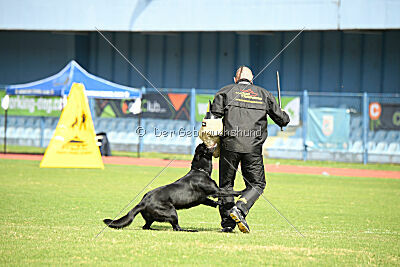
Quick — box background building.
[0,0,399,93]
[1,0,400,162]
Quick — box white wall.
[0,0,399,31]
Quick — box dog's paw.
[209,200,221,208]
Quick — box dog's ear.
[201,142,208,151]
[193,143,207,162]
[194,145,202,155]
[193,152,200,163]
[195,143,207,153]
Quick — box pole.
[137,108,141,158]
[137,87,146,158]
[3,109,7,154]
[276,71,283,131]
[2,95,9,154]
[40,117,45,147]
[302,90,308,161]
[89,98,95,118]
[362,92,368,165]
[190,88,196,155]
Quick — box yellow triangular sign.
[40,83,104,169]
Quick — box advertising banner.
[307,108,350,150]
[369,102,400,131]
[0,90,62,117]
[195,94,214,122]
[268,97,300,126]
[95,93,191,120]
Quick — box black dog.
[103,143,241,231]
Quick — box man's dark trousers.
[218,146,266,229]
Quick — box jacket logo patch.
[235,87,263,102]
[241,88,258,97]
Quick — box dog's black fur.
[103,143,241,231]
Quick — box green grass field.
[0,158,399,265]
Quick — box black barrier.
[96,132,111,156]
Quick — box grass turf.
[0,159,399,265]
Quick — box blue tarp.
[5,60,141,99]
[307,108,350,150]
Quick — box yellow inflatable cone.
[40,83,104,169]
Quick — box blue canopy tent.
[5,60,141,99]
[3,60,142,154]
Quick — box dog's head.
[191,143,216,174]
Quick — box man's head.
[234,66,253,84]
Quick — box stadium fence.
[1,88,399,164]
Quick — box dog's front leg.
[201,198,219,208]
[212,189,242,198]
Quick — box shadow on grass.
[120,224,228,233]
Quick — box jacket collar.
[238,81,251,85]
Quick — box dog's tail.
[103,203,144,229]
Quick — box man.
[211,66,290,233]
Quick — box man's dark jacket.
[211,82,290,154]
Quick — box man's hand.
[280,110,290,128]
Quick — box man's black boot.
[229,206,250,233]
